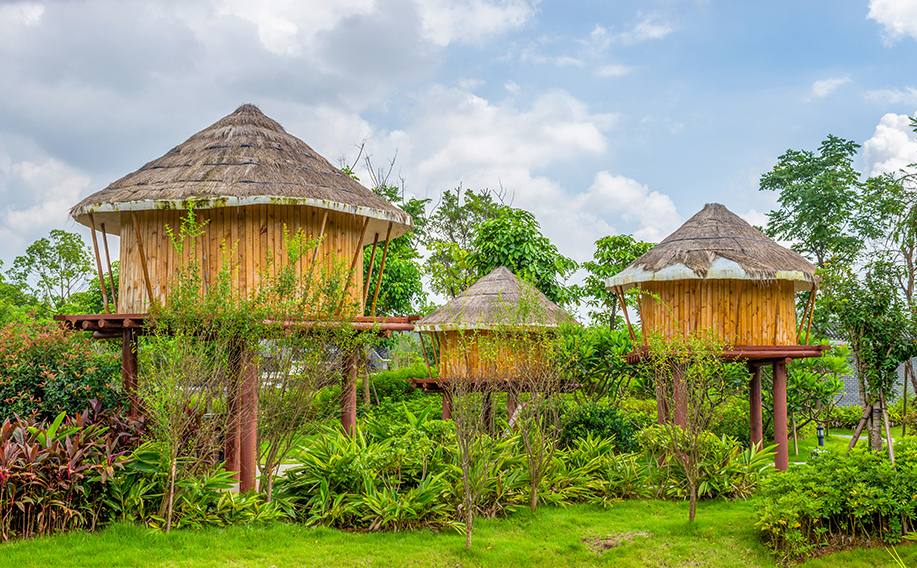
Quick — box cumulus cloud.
[866,86,917,106]
[868,0,917,44]
[416,0,537,46]
[863,113,917,176]
[809,76,850,99]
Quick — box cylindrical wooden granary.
[412,267,577,419]
[607,202,823,472]
[69,104,412,313]
[607,203,817,346]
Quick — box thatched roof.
[415,267,576,332]
[70,104,412,244]
[607,203,817,292]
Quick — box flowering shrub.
[0,322,122,420]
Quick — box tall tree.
[424,187,503,299]
[580,235,654,327]
[759,135,871,267]
[469,208,578,307]
[10,229,92,307]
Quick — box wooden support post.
[750,364,763,450]
[224,371,241,483]
[370,222,394,317]
[130,212,156,304]
[905,364,910,438]
[881,393,896,466]
[614,286,638,343]
[238,343,259,493]
[341,349,358,435]
[847,403,874,455]
[441,392,452,420]
[362,233,380,309]
[804,286,817,346]
[100,223,117,308]
[87,214,110,313]
[121,327,139,418]
[418,332,435,381]
[672,363,687,429]
[773,359,789,471]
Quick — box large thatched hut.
[607,203,828,470]
[413,266,576,420]
[70,103,412,313]
[59,104,416,492]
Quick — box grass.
[1,500,914,567]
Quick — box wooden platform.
[625,344,830,365]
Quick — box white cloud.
[504,80,521,94]
[868,0,917,44]
[618,15,674,44]
[866,86,917,106]
[596,64,634,77]
[415,0,537,46]
[863,112,917,176]
[809,76,850,99]
[576,172,681,243]
[740,209,769,230]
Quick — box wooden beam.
[130,212,155,304]
[846,403,874,455]
[339,217,370,311]
[418,332,435,381]
[881,392,895,466]
[362,233,380,309]
[615,286,638,343]
[87,214,110,313]
[370,222,394,317]
[100,223,117,309]
[804,285,817,346]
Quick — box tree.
[580,235,654,327]
[759,135,873,267]
[470,208,578,307]
[424,187,503,299]
[10,229,92,307]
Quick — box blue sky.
[1,0,917,293]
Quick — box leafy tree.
[470,208,578,307]
[759,135,873,267]
[580,235,654,327]
[10,229,92,307]
[362,184,429,316]
[424,187,503,299]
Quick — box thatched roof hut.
[415,266,576,332]
[609,203,816,292]
[607,203,817,346]
[69,104,412,313]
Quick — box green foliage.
[365,361,431,403]
[560,401,637,452]
[10,229,93,307]
[759,135,873,267]
[580,235,654,326]
[555,324,635,403]
[755,440,917,563]
[424,187,503,299]
[470,207,578,307]
[0,321,122,420]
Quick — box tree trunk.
[166,457,177,533]
[868,410,884,451]
[688,478,697,522]
[363,369,371,408]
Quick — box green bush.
[619,396,657,430]
[827,404,864,429]
[363,361,432,403]
[0,322,122,420]
[709,397,751,445]
[755,438,917,563]
[560,400,637,452]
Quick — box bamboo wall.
[434,330,548,381]
[117,205,366,313]
[638,279,797,346]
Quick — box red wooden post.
[341,350,358,435]
[672,364,687,429]
[750,365,763,450]
[121,328,139,418]
[441,392,452,420]
[225,347,241,482]
[773,360,789,471]
[238,345,259,493]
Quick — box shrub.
[619,396,657,430]
[827,404,864,429]
[560,400,637,452]
[709,397,751,445]
[364,361,432,403]
[755,439,917,563]
[0,322,122,420]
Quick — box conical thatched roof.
[607,203,817,292]
[415,267,576,332]
[70,104,412,243]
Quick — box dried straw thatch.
[608,203,817,291]
[415,267,576,332]
[70,104,412,243]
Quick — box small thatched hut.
[413,266,576,419]
[607,203,827,471]
[70,103,412,313]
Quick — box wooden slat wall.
[118,205,365,313]
[638,279,797,346]
[436,330,547,380]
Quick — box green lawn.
[1,500,913,568]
